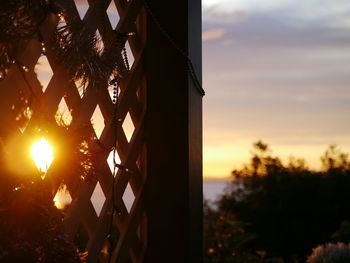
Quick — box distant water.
[203,180,229,202]
[56,180,232,213]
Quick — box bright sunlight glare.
[53,184,72,210]
[30,137,54,174]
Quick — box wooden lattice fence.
[0,0,147,262]
[0,0,203,262]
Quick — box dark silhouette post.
[144,0,203,262]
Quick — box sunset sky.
[202,0,350,178]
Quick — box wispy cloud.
[202,29,226,41]
[202,0,290,13]
[203,0,350,29]
[202,0,350,177]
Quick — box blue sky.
[202,0,350,177]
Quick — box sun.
[30,136,54,174]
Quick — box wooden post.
[144,0,203,262]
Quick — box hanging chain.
[112,79,119,105]
[122,46,130,71]
[107,79,119,262]
[107,41,131,262]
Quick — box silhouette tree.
[205,142,350,262]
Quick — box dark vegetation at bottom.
[204,142,350,263]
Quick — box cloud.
[203,0,350,29]
[202,29,226,41]
[202,0,350,176]
[203,8,248,25]
[202,0,291,13]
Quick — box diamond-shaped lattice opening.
[35,55,53,92]
[124,41,134,69]
[74,0,89,20]
[91,105,105,138]
[107,0,120,29]
[18,108,32,133]
[12,90,33,133]
[122,112,135,142]
[57,13,67,28]
[95,29,104,53]
[107,150,121,175]
[74,80,86,98]
[123,182,135,213]
[108,83,114,101]
[56,98,72,125]
[53,183,72,210]
[107,74,120,102]
[31,137,54,177]
[91,181,106,216]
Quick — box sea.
[203,179,230,202]
[56,179,231,213]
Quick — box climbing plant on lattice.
[0,0,147,262]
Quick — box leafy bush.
[205,142,350,262]
[0,181,80,263]
[307,243,350,263]
[204,201,262,263]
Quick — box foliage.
[55,17,129,89]
[0,0,59,79]
[0,180,80,263]
[0,115,96,261]
[204,201,262,263]
[0,0,130,89]
[0,2,126,261]
[205,141,350,262]
[307,243,350,263]
[43,120,97,183]
[332,221,350,244]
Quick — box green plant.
[307,243,350,263]
[206,142,350,262]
